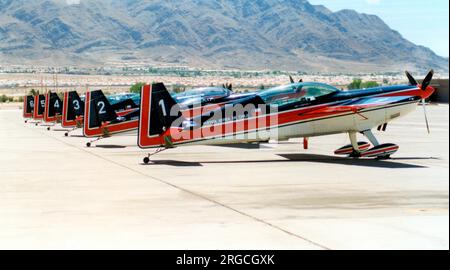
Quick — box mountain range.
[0,0,448,73]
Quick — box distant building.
[427,79,449,103]
[418,79,449,103]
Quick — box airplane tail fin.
[34,94,46,120]
[69,91,84,117]
[23,95,34,118]
[86,90,118,128]
[139,83,185,147]
[46,92,62,119]
[149,83,184,135]
[51,92,63,115]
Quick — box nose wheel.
[143,157,150,164]
[86,137,103,148]
[142,148,167,164]
[64,127,77,137]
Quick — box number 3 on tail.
[159,100,167,116]
[73,100,80,110]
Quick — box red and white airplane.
[137,70,435,164]
[82,86,256,147]
[83,90,140,147]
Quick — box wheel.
[35,123,38,126]
[64,132,68,137]
[86,142,91,148]
[47,127,51,131]
[143,157,150,164]
[24,120,28,123]
[376,155,391,160]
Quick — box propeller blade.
[422,99,430,134]
[405,71,418,85]
[421,69,434,90]
[289,75,295,84]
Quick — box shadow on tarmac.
[95,145,127,149]
[141,154,432,168]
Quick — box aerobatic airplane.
[82,85,255,147]
[61,91,141,137]
[137,70,435,164]
[83,89,140,146]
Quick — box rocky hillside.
[0,0,447,72]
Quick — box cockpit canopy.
[173,87,232,107]
[258,82,340,106]
[173,87,231,100]
[107,93,140,105]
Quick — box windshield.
[259,82,339,106]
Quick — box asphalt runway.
[0,104,448,249]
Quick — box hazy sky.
[309,0,449,57]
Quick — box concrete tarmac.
[0,105,448,250]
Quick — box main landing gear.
[335,130,399,159]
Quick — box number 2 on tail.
[97,101,106,114]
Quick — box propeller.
[289,76,303,84]
[421,69,434,90]
[222,83,233,91]
[405,69,434,134]
[422,99,430,134]
[405,71,418,85]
